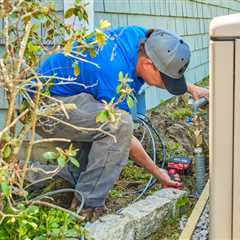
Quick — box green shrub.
[0,205,89,240]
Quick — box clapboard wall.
[1,0,240,128]
[94,0,240,109]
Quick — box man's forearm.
[187,83,209,100]
[129,135,167,182]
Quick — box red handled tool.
[167,156,192,180]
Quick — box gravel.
[179,202,209,239]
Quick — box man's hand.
[159,169,183,189]
[187,84,209,100]
[129,136,183,189]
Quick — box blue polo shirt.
[37,26,147,112]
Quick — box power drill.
[167,156,192,179]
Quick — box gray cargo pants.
[36,93,133,207]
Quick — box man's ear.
[142,57,153,69]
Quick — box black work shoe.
[81,206,108,222]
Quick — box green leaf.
[96,110,108,123]
[31,23,40,32]
[1,132,10,142]
[108,112,116,122]
[1,182,10,196]
[0,229,10,239]
[26,206,39,215]
[118,71,123,81]
[16,203,26,210]
[127,96,134,108]
[109,97,115,104]
[72,61,80,77]
[99,19,111,29]
[26,222,38,229]
[33,236,45,240]
[89,48,97,58]
[2,145,11,159]
[64,8,75,18]
[75,0,81,5]
[27,41,41,53]
[32,236,46,240]
[96,29,106,46]
[116,84,122,94]
[23,15,31,24]
[64,40,72,55]
[19,100,28,113]
[176,196,189,209]
[41,7,49,15]
[43,151,58,161]
[68,149,78,157]
[69,157,80,168]
[57,154,66,168]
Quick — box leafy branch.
[96,71,135,125]
[0,0,113,238]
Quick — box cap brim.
[160,72,187,95]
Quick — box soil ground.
[34,78,209,239]
[105,79,209,215]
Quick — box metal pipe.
[193,97,209,112]
[191,97,208,196]
[195,148,206,196]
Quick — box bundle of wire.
[131,113,167,202]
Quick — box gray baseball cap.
[144,29,190,95]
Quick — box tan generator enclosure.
[210,14,240,239]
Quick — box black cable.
[132,117,156,202]
[136,113,167,168]
[130,113,167,199]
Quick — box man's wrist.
[187,84,194,94]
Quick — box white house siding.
[94,0,240,109]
